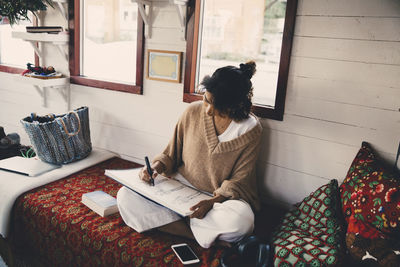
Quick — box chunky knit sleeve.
[213,128,262,211]
[152,102,204,175]
[152,117,185,175]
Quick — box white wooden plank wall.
[0,0,399,209]
[259,0,400,207]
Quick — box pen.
[144,156,154,186]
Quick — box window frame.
[0,17,39,74]
[69,0,145,94]
[183,0,298,121]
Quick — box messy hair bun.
[239,61,256,79]
[200,61,257,121]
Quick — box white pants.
[117,186,255,248]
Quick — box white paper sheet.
[105,168,212,216]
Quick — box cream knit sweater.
[153,102,263,210]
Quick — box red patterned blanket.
[9,157,223,266]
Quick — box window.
[69,0,145,94]
[184,0,297,120]
[0,16,36,74]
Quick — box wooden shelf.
[11,31,69,61]
[11,1,71,110]
[14,75,70,109]
[11,31,68,43]
[14,75,69,87]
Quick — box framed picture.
[147,49,182,83]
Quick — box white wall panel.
[286,76,400,111]
[297,0,400,17]
[263,115,399,157]
[256,162,331,208]
[295,17,400,41]
[290,56,400,89]
[285,94,399,133]
[258,129,357,181]
[292,36,400,65]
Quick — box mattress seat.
[8,157,223,267]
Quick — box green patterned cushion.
[271,180,345,266]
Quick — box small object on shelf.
[22,63,62,79]
[26,63,55,75]
[24,72,63,79]
[26,26,63,33]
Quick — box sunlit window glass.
[0,17,34,67]
[82,0,138,84]
[196,0,287,107]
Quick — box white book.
[0,156,60,177]
[105,168,212,217]
[81,191,119,217]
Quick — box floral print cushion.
[339,142,400,239]
[271,180,345,267]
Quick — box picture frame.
[147,49,182,83]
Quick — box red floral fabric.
[339,142,400,239]
[9,157,223,266]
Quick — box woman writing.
[117,61,262,248]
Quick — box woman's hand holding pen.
[139,160,165,184]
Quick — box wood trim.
[69,0,80,77]
[70,76,141,94]
[183,92,202,102]
[135,14,144,93]
[68,0,145,94]
[0,65,25,74]
[267,0,298,121]
[183,0,298,121]
[33,16,40,66]
[251,104,282,120]
[183,0,201,98]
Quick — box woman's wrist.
[152,161,165,174]
[211,194,227,204]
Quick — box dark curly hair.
[200,61,256,121]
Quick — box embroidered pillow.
[339,142,400,239]
[272,180,345,266]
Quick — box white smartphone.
[171,243,200,265]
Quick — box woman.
[117,61,262,248]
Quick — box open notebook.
[0,156,60,177]
[105,168,212,216]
